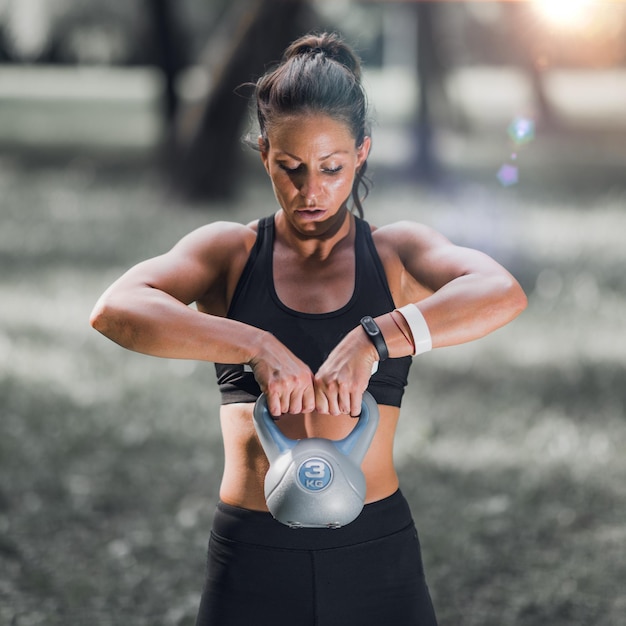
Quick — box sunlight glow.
[532,0,595,31]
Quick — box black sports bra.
[214,215,412,406]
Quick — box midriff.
[218,403,401,511]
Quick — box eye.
[322,165,343,175]
[278,163,303,174]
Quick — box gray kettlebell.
[253,391,379,529]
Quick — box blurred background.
[1,1,625,624]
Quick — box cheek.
[269,171,293,192]
[329,173,356,197]
[271,175,299,203]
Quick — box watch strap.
[360,316,389,362]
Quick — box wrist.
[351,322,378,360]
[359,316,388,361]
[395,303,432,356]
[246,328,275,365]
[373,313,415,358]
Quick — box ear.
[356,136,371,170]
[258,135,270,174]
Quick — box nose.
[299,172,322,205]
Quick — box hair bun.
[284,32,362,81]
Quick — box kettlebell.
[253,391,379,529]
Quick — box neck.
[275,207,354,260]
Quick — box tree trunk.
[414,1,443,181]
[177,0,313,201]
[145,0,189,169]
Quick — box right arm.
[89,221,315,415]
[90,222,257,362]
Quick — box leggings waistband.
[212,489,414,550]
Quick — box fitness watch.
[360,316,389,362]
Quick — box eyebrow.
[277,150,350,161]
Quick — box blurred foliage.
[1,1,625,68]
[0,0,227,64]
[1,6,626,617]
[1,145,625,624]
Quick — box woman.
[90,32,527,626]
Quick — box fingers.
[349,392,363,418]
[266,375,364,417]
[266,385,314,418]
[284,385,316,416]
[251,333,371,417]
[313,386,330,416]
[301,385,316,415]
[264,375,316,417]
[265,391,283,419]
[252,326,377,417]
[314,378,364,417]
[309,325,376,416]
[249,336,316,417]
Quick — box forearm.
[90,286,265,364]
[417,272,526,348]
[376,272,527,355]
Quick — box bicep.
[108,222,252,305]
[391,222,514,291]
[113,252,213,306]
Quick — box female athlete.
[90,32,527,626]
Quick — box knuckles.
[257,364,367,416]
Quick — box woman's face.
[260,113,370,236]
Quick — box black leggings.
[195,490,438,626]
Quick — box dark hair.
[254,32,371,217]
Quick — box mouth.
[296,208,326,218]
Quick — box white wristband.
[395,303,432,357]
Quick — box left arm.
[314,221,527,415]
[385,221,527,349]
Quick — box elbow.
[89,299,105,332]
[89,293,115,334]
[515,285,529,317]
[501,274,528,321]
[89,297,136,349]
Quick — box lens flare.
[507,117,535,146]
[497,116,535,187]
[497,164,519,187]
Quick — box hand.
[249,333,316,417]
[314,326,378,416]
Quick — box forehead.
[266,113,356,155]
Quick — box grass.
[1,151,625,625]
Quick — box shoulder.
[151,221,258,308]
[171,220,258,265]
[178,220,258,244]
[370,220,452,261]
[162,220,258,287]
[371,219,516,292]
[245,218,261,232]
[370,220,447,241]
[363,220,449,305]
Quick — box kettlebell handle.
[253,391,379,466]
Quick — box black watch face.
[362,317,378,335]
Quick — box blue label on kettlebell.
[297,457,333,492]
